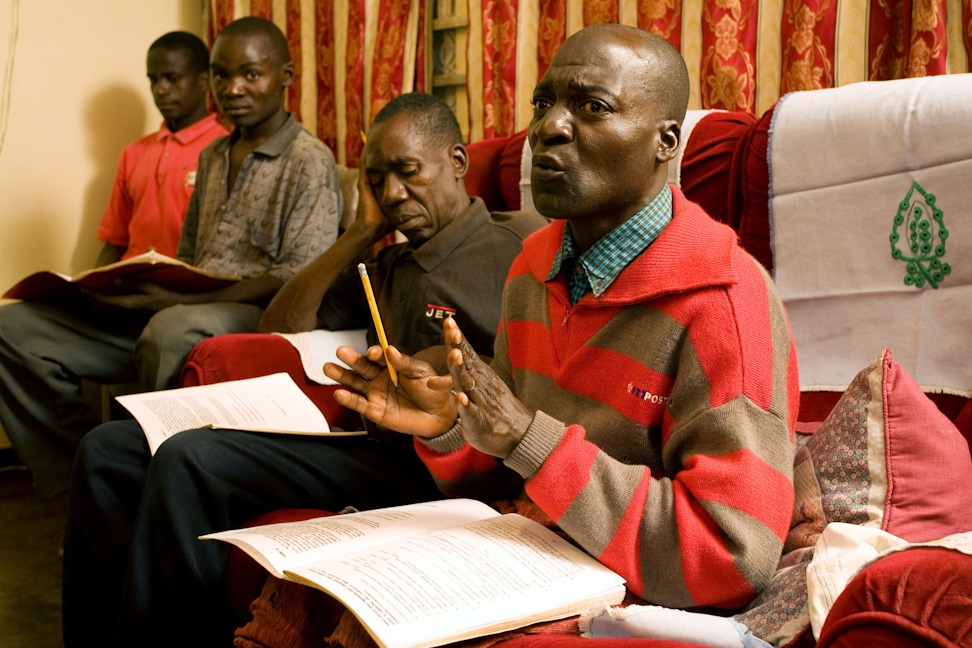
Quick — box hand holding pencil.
[357,263,399,387]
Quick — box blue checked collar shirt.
[546,185,673,305]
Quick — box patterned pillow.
[735,548,815,648]
[736,348,972,647]
[788,347,972,551]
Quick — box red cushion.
[679,110,757,231]
[955,399,972,451]
[789,350,972,547]
[816,547,972,647]
[735,104,775,273]
[465,136,511,212]
[499,130,529,211]
[180,333,362,432]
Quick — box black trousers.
[62,420,441,648]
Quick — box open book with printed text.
[201,498,627,648]
[2,249,239,301]
[116,373,364,454]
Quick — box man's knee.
[138,303,263,353]
[139,304,195,349]
[148,428,221,480]
[72,421,147,476]
[0,302,48,346]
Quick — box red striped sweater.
[416,187,799,610]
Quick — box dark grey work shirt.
[318,198,548,357]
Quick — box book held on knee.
[2,249,239,302]
[201,498,626,648]
[115,372,364,454]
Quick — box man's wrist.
[504,411,566,478]
[418,417,466,453]
[347,212,388,243]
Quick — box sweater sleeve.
[414,320,526,502]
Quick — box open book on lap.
[202,498,626,648]
[2,249,239,301]
[115,373,364,455]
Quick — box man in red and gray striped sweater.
[329,23,799,612]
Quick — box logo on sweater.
[626,382,668,405]
[890,181,950,289]
[425,304,456,320]
[186,170,197,188]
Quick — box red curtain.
[868,0,948,79]
[780,0,837,94]
[207,0,971,154]
[482,0,519,138]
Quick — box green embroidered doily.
[890,181,950,289]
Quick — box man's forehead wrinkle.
[536,67,623,103]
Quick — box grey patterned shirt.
[176,113,341,283]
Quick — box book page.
[116,373,362,455]
[285,514,627,648]
[201,499,499,578]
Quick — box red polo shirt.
[97,113,229,259]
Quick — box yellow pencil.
[357,263,398,387]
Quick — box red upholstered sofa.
[183,101,972,647]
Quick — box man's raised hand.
[441,318,533,458]
[323,344,457,438]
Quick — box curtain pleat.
[538,0,568,79]
[584,0,621,24]
[639,0,683,47]
[965,0,972,68]
[482,0,519,137]
[315,0,337,152]
[780,0,838,93]
[207,0,972,160]
[370,1,409,120]
[344,0,366,164]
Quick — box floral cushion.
[736,348,972,647]
[788,348,972,550]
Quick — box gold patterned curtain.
[207,0,972,161]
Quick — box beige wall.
[0,0,207,447]
[0,0,206,289]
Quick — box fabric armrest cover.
[180,333,362,432]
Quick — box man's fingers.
[386,345,437,380]
[365,345,386,364]
[323,362,370,393]
[335,345,385,381]
[426,375,455,393]
[332,388,368,413]
[442,317,478,365]
[335,345,364,365]
[445,345,481,400]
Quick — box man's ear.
[280,61,296,88]
[452,144,469,178]
[656,120,680,164]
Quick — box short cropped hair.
[372,93,463,150]
[214,16,291,66]
[148,32,210,75]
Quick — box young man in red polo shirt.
[0,31,227,496]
